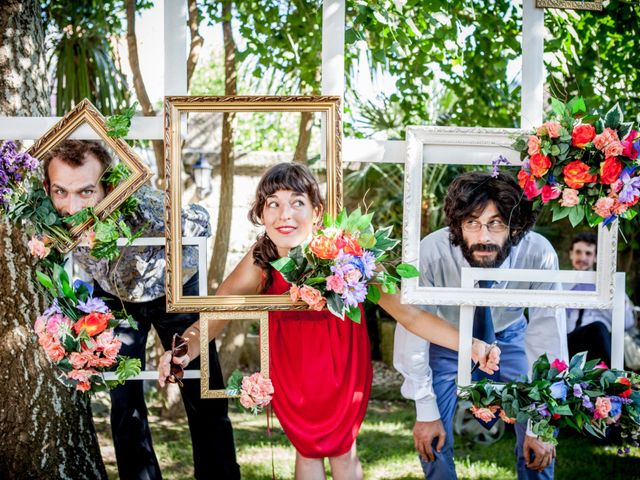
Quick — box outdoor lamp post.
[192,153,213,197]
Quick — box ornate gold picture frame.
[164,95,342,312]
[536,0,603,11]
[200,311,269,399]
[27,98,152,252]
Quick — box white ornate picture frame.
[401,126,618,310]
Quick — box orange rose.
[529,153,551,178]
[571,124,596,148]
[600,157,623,185]
[73,312,113,337]
[342,234,363,256]
[308,235,339,260]
[563,160,597,189]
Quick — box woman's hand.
[158,334,191,387]
[471,339,501,375]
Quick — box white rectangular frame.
[401,126,618,309]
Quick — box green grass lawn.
[94,397,640,479]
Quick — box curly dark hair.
[249,162,324,292]
[570,231,597,251]
[43,140,113,187]
[444,171,538,247]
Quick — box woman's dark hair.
[444,171,538,247]
[249,162,324,291]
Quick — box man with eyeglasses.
[394,171,567,480]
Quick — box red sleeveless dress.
[265,269,372,458]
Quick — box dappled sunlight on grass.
[94,396,640,479]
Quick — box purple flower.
[609,397,623,418]
[573,383,583,398]
[73,279,94,296]
[536,403,551,418]
[331,252,355,277]
[582,396,594,411]
[618,167,640,203]
[342,281,367,308]
[491,155,511,178]
[76,297,109,314]
[550,381,567,401]
[43,298,62,317]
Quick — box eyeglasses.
[461,219,508,233]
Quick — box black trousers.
[94,275,240,480]
[568,321,612,367]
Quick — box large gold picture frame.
[200,311,269,399]
[164,95,342,312]
[27,98,152,252]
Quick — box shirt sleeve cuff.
[415,399,441,422]
[526,419,538,437]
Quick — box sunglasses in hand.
[166,333,188,387]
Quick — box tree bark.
[0,1,107,478]
[186,0,204,89]
[208,1,245,377]
[293,111,314,164]
[124,0,164,186]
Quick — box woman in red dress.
[160,163,499,479]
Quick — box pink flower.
[241,373,274,408]
[76,381,91,392]
[95,330,121,360]
[541,184,561,204]
[603,141,623,158]
[79,229,97,248]
[470,405,499,423]
[289,284,301,302]
[527,135,541,155]
[621,130,639,160]
[28,236,50,259]
[344,269,362,284]
[38,335,65,362]
[69,351,94,370]
[45,313,72,339]
[537,121,562,139]
[239,391,256,409]
[499,409,516,424]
[593,128,620,151]
[88,356,116,368]
[594,397,612,420]
[560,188,580,207]
[326,274,346,294]
[34,316,46,335]
[595,361,608,369]
[67,368,97,384]
[550,358,568,373]
[300,285,326,311]
[593,197,615,218]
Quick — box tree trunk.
[0,2,107,478]
[293,111,314,163]
[125,0,164,186]
[208,1,245,377]
[186,0,204,89]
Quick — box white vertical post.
[321,0,346,97]
[521,0,544,129]
[457,268,475,387]
[611,272,625,370]
[164,0,188,96]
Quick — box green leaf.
[63,208,91,227]
[568,204,585,227]
[551,98,567,118]
[346,305,361,324]
[567,96,586,116]
[326,292,344,319]
[227,369,244,390]
[396,263,419,278]
[618,121,634,140]
[366,284,381,304]
[336,209,347,229]
[116,357,142,381]
[358,233,376,249]
[604,103,623,129]
[551,204,571,222]
[355,212,374,231]
[36,270,55,294]
[554,404,572,416]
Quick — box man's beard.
[461,238,513,268]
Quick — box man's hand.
[471,339,501,375]
[158,350,190,388]
[523,435,556,472]
[413,420,446,462]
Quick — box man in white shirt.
[566,232,636,367]
[394,172,567,479]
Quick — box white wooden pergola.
[1,0,626,382]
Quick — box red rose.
[571,124,596,148]
[563,160,597,189]
[541,184,561,204]
[552,413,561,421]
[530,153,551,178]
[73,312,112,337]
[616,376,632,398]
[342,234,363,256]
[600,157,623,185]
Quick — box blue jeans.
[95,274,240,480]
[420,318,555,480]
